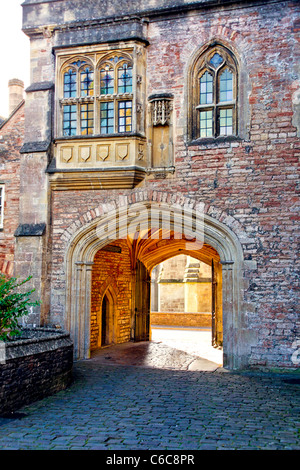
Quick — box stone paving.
[0,338,299,450]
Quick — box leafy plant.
[0,274,40,341]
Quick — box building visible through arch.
[151,254,215,333]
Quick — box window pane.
[219,108,233,135]
[100,102,114,134]
[64,69,77,98]
[199,110,213,137]
[219,68,233,102]
[209,53,223,68]
[63,105,77,136]
[118,64,133,94]
[200,72,213,105]
[118,101,132,132]
[100,67,114,95]
[80,67,94,97]
[80,103,94,135]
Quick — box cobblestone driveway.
[0,341,299,450]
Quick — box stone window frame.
[57,48,137,139]
[191,44,238,141]
[0,184,5,229]
[187,41,250,144]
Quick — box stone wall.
[0,328,73,415]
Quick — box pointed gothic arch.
[63,199,249,369]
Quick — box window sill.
[188,135,242,147]
[54,132,145,143]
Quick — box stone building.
[150,255,213,329]
[3,0,299,370]
[0,80,25,276]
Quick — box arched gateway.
[63,197,246,370]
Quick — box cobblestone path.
[0,342,299,450]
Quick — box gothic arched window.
[59,52,135,138]
[190,44,238,140]
[61,60,94,136]
[99,55,133,135]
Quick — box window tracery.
[59,52,134,137]
[190,44,238,140]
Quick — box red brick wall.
[0,104,24,276]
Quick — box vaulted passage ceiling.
[103,229,220,272]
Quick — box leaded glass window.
[64,69,77,98]
[100,66,114,95]
[191,45,237,140]
[219,68,233,102]
[200,110,213,137]
[118,64,133,93]
[209,53,223,68]
[80,103,94,135]
[219,108,233,136]
[80,67,94,97]
[99,55,133,134]
[100,102,114,134]
[200,72,213,105]
[63,104,77,136]
[118,101,132,133]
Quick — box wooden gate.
[211,259,218,347]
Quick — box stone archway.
[63,198,246,369]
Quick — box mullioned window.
[59,53,134,137]
[189,44,238,141]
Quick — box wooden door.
[211,259,218,347]
[101,294,108,346]
[134,260,150,342]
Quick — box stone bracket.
[14,223,46,237]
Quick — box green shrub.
[0,274,40,341]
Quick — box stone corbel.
[42,26,55,39]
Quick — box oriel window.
[60,53,134,137]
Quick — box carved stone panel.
[97,145,111,161]
[79,146,91,162]
[116,143,129,161]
